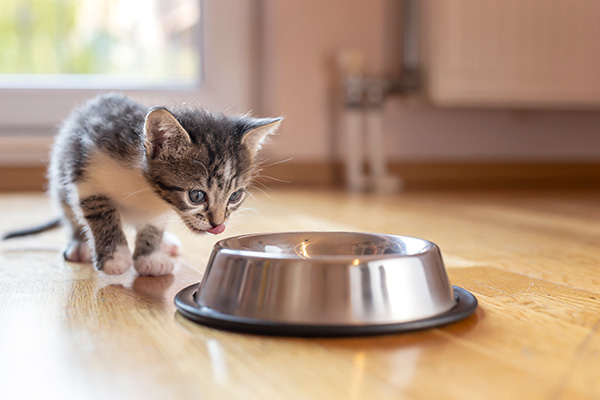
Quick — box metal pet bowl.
[175,232,477,336]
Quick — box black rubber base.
[175,284,478,337]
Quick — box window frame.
[0,0,258,136]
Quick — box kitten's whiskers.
[248,186,274,202]
[257,157,293,169]
[123,188,150,200]
[258,175,291,184]
[252,180,271,191]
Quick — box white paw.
[64,240,93,263]
[102,245,133,275]
[161,231,181,257]
[134,252,174,276]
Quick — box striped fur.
[47,93,281,275]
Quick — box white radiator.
[422,0,600,107]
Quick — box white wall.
[260,0,385,161]
[383,100,600,162]
[259,0,600,163]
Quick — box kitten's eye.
[188,190,207,204]
[229,190,243,204]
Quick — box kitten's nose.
[207,210,226,235]
[208,211,225,227]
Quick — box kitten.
[3,93,281,276]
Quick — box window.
[0,0,257,165]
[0,0,201,89]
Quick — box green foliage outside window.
[0,0,200,84]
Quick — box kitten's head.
[142,106,281,234]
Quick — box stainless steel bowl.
[175,232,477,336]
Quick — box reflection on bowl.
[220,232,431,260]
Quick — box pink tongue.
[207,224,226,235]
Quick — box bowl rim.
[212,231,437,262]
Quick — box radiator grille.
[424,0,600,107]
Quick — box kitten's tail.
[2,218,62,240]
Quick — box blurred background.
[2,0,600,191]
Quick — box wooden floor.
[1,188,599,400]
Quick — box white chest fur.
[76,152,173,225]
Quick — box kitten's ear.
[144,108,192,159]
[241,117,283,157]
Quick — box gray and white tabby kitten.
[6,93,281,276]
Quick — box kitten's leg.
[133,224,174,276]
[79,195,132,275]
[61,201,93,263]
[54,185,92,263]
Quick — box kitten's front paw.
[161,231,181,257]
[134,252,174,276]
[100,245,133,275]
[64,240,93,263]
